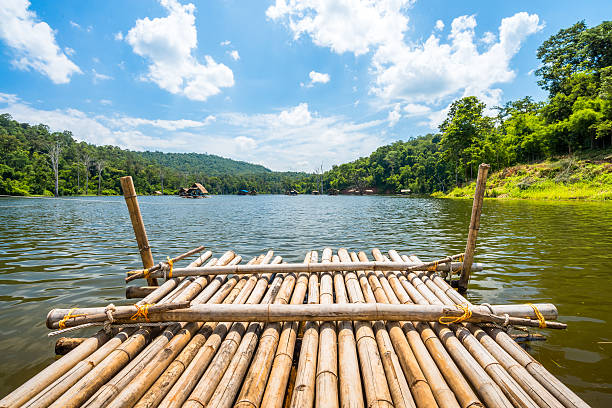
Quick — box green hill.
[137,151,271,175]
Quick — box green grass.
[434,154,612,201]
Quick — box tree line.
[296,20,612,194]
[0,115,306,196]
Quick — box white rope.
[103,304,117,334]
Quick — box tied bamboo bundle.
[125,245,208,282]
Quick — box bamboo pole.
[458,163,490,292]
[336,249,404,408]
[120,175,158,286]
[425,268,589,408]
[126,286,157,299]
[55,337,88,355]
[153,256,266,408]
[260,253,311,408]
[387,252,513,408]
[0,330,112,408]
[181,254,280,408]
[125,245,208,282]
[315,247,339,408]
[210,267,297,408]
[96,303,563,328]
[46,253,234,408]
[290,250,320,408]
[233,270,297,408]
[131,257,481,280]
[102,256,247,408]
[369,250,478,408]
[365,250,451,408]
[398,253,540,408]
[331,252,365,408]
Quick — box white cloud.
[278,102,312,126]
[99,99,112,106]
[435,19,444,31]
[234,136,257,151]
[92,69,112,83]
[403,103,430,116]
[481,31,496,44]
[125,0,234,101]
[266,0,413,56]
[0,0,81,83]
[69,20,80,29]
[371,12,543,106]
[309,70,330,84]
[114,31,123,41]
[220,40,231,46]
[64,47,75,56]
[229,50,240,60]
[387,104,401,127]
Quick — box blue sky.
[0,0,610,171]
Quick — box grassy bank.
[433,152,612,201]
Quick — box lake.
[0,195,610,405]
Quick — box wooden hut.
[179,183,209,198]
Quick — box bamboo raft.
[0,170,591,408]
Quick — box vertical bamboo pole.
[260,253,311,408]
[458,163,489,292]
[120,176,157,286]
[315,247,339,408]
[290,251,320,408]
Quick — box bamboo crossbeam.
[125,246,208,282]
[89,303,565,329]
[126,258,482,281]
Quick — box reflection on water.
[0,195,611,404]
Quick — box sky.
[0,0,610,172]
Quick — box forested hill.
[0,114,305,196]
[137,151,271,175]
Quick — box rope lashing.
[427,260,439,272]
[58,308,86,330]
[439,304,472,325]
[164,256,174,279]
[103,304,116,333]
[131,304,151,321]
[528,303,547,328]
[142,268,150,281]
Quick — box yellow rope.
[142,268,150,280]
[439,304,472,325]
[131,304,151,321]
[427,260,439,272]
[166,257,174,278]
[527,303,547,328]
[58,308,86,329]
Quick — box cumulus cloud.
[0,0,81,83]
[266,0,413,55]
[403,103,430,116]
[125,0,234,101]
[309,70,330,84]
[387,104,401,127]
[92,69,112,83]
[268,3,542,128]
[228,50,240,60]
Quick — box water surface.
[0,195,610,405]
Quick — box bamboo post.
[120,176,158,286]
[458,163,490,292]
[55,337,87,355]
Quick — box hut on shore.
[178,183,209,198]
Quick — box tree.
[439,96,494,183]
[47,141,62,197]
[96,160,105,195]
[83,154,92,195]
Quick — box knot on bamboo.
[58,308,86,330]
[438,304,472,325]
[131,304,150,321]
